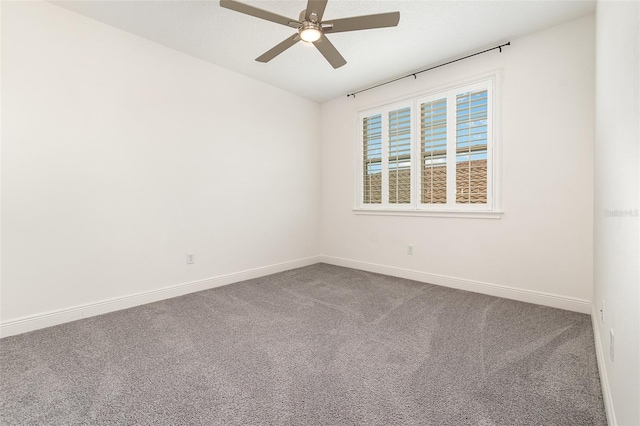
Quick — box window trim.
[354,71,503,218]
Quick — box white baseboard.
[319,255,591,314]
[1,255,592,338]
[591,304,616,426]
[0,256,321,338]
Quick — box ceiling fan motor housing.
[299,10,318,22]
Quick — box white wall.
[593,1,640,424]
[320,15,595,312]
[0,1,320,332]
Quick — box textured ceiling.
[52,0,596,102]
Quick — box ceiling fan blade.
[220,0,298,27]
[256,34,300,63]
[323,11,400,33]
[313,34,346,69]
[305,0,328,21]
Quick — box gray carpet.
[0,264,606,425]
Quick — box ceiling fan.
[219,0,400,69]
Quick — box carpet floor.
[1,264,606,425]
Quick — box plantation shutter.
[420,98,448,204]
[362,114,382,204]
[357,77,495,212]
[388,107,412,204]
[456,90,488,204]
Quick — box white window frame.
[354,71,502,219]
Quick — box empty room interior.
[1,0,639,424]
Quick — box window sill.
[352,208,503,219]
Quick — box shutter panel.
[362,114,382,204]
[420,98,447,204]
[456,90,488,204]
[388,107,411,204]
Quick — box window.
[357,76,499,217]
[362,114,382,204]
[388,106,411,204]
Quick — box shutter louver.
[362,114,382,204]
[456,90,488,204]
[388,107,411,204]
[421,98,447,204]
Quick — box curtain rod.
[346,42,511,98]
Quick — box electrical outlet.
[187,253,195,265]
[407,245,414,255]
[609,329,615,362]
[600,300,605,322]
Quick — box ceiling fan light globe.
[300,27,321,42]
